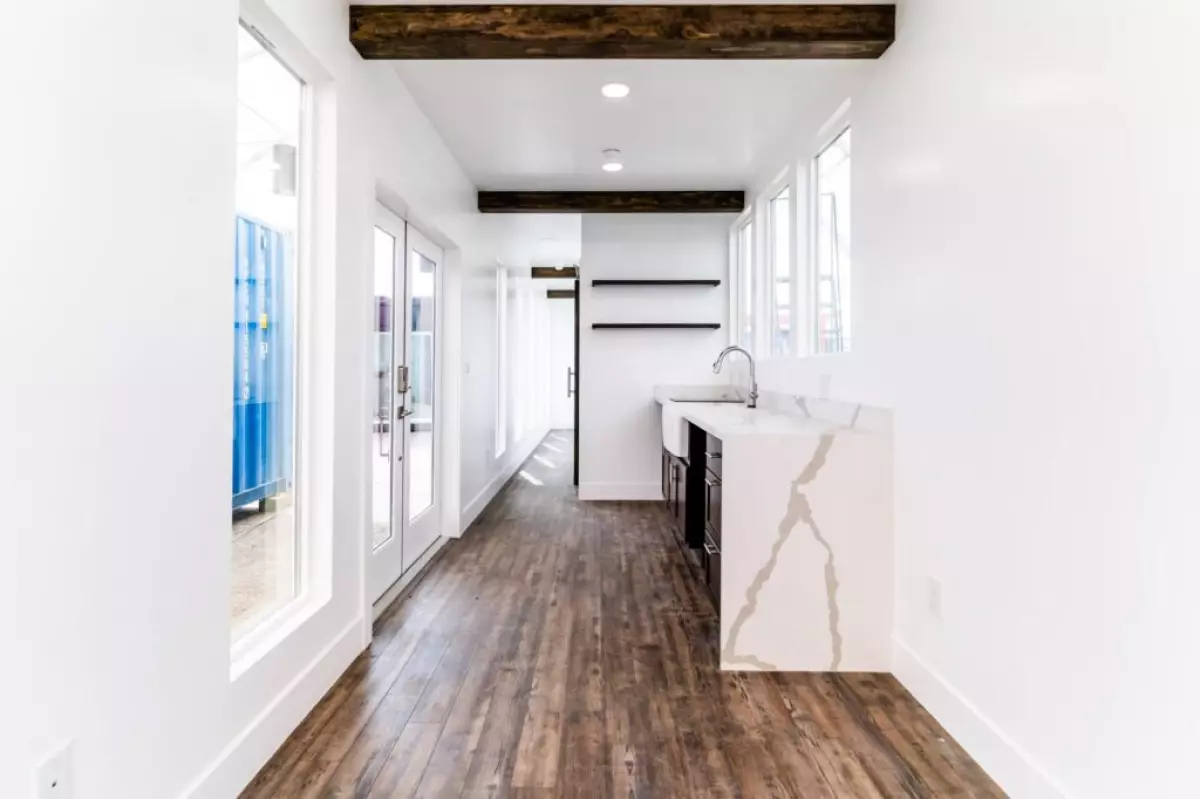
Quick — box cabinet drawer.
[702,532,722,612]
[704,470,722,547]
[661,448,671,504]
[704,433,723,479]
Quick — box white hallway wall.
[579,214,733,500]
[0,0,550,796]
[754,1,1200,796]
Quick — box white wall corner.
[892,638,1072,799]
[182,618,366,799]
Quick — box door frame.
[367,206,446,604]
[368,204,408,603]
[573,277,580,487]
[401,223,444,573]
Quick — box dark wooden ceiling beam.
[349,4,895,60]
[479,191,744,214]
[532,266,579,279]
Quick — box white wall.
[579,214,734,500]
[458,248,558,528]
[0,1,551,796]
[752,1,1200,796]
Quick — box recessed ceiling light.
[601,82,630,99]
[602,162,624,173]
[601,148,624,172]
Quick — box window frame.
[731,209,756,352]
[809,123,853,357]
[231,0,335,676]
[495,266,508,458]
[766,181,795,359]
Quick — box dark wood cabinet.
[662,426,724,611]
[705,432,723,479]
[662,447,671,505]
[702,530,722,612]
[662,448,689,552]
[704,469,722,547]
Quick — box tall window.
[769,187,792,357]
[513,283,527,442]
[814,128,852,354]
[738,219,755,350]
[231,24,305,642]
[495,267,508,457]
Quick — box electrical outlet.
[927,577,943,622]
[35,742,74,799]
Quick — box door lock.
[396,365,410,394]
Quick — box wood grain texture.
[242,431,1003,798]
[479,190,745,214]
[350,4,896,60]
[546,288,576,299]
[531,266,578,280]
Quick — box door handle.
[567,367,576,398]
[396,365,410,394]
[396,407,412,420]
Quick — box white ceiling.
[393,60,874,190]
[492,213,583,268]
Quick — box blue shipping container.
[233,216,295,508]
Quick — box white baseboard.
[372,535,452,621]
[893,637,1071,799]
[578,482,664,501]
[182,617,365,799]
[460,426,551,532]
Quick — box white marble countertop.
[654,384,840,439]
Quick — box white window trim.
[763,173,798,360]
[734,98,854,366]
[231,0,336,677]
[806,102,853,360]
[495,266,508,458]
[730,209,756,352]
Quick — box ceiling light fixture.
[601,149,624,172]
[601,82,631,99]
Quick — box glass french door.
[369,207,443,603]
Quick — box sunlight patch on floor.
[518,470,544,486]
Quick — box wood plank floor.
[243,431,1004,798]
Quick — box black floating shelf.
[592,323,721,330]
[591,279,721,287]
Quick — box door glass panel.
[408,250,436,521]
[231,24,304,643]
[372,227,395,551]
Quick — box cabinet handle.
[703,541,720,556]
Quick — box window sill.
[230,588,330,681]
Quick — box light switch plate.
[35,742,74,799]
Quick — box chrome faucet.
[712,346,758,409]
